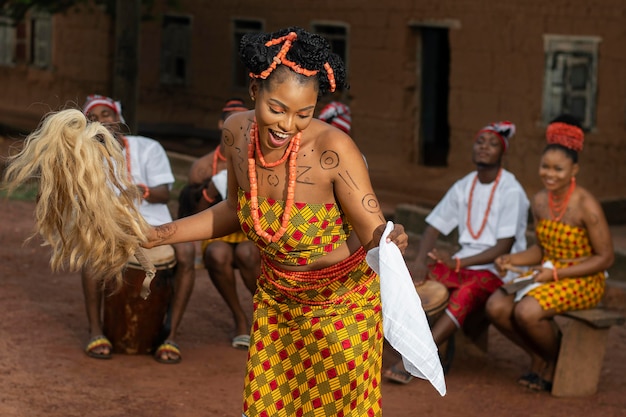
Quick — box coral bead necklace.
[122,136,132,180]
[466,168,502,239]
[248,121,301,243]
[548,177,576,222]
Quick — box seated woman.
[485,114,614,393]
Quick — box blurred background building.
[0,0,624,217]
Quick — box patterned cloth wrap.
[237,189,351,267]
[525,219,605,312]
[237,189,384,417]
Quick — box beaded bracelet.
[137,183,150,199]
[454,257,461,273]
[552,267,559,282]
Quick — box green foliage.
[0,180,38,201]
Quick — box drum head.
[414,280,449,315]
[127,245,176,270]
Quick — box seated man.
[178,98,260,349]
[383,121,529,383]
[81,94,195,364]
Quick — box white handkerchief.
[366,221,446,396]
[212,169,228,200]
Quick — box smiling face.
[250,69,319,150]
[539,148,579,192]
[472,131,504,167]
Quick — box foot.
[231,334,250,350]
[85,335,112,359]
[383,363,414,384]
[527,376,553,392]
[154,340,182,364]
[439,334,455,375]
[517,372,540,387]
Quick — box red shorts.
[429,262,503,327]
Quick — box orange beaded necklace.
[121,136,132,180]
[248,121,301,243]
[548,177,576,222]
[466,168,502,239]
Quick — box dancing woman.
[145,26,409,416]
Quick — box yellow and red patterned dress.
[525,219,605,312]
[237,189,383,417]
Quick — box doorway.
[419,27,450,166]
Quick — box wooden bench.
[551,308,625,397]
[458,307,625,397]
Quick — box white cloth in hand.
[212,169,228,200]
[366,221,446,396]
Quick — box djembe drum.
[414,280,449,327]
[103,245,176,354]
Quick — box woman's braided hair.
[240,26,348,96]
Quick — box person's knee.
[512,298,543,327]
[234,242,260,268]
[485,291,507,322]
[204,242,234,269]
[173,242,195,271]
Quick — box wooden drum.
[103,245,177,354]
[415,280,449,327]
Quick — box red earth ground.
[1,136,625,417]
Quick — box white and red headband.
[82,94,125,123]
[318,101,351,134]
[475,121,516,152]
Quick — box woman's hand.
[385,223,408,254]
[141,226,158,249]
[532,266,554,283]
[495,254,512,277]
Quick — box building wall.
[0,0,624,203]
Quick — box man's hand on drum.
[410,262,430,286]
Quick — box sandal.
[517,372,539,387]
[85,335,112,360]
[231,334,251,350]
[527,376,553,392]
[383,363,414,385]
[154,340,182,364]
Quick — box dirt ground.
[1,137,626,417]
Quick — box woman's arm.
[145,199,240,248]
[331,136,407,253]
[495,243,543,273]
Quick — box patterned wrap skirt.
[242,248,383,417]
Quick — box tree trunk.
[113,0,140,134]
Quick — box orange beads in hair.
[249,31,336,92]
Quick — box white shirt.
[426,169,529,281]
[123,135,175,226]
